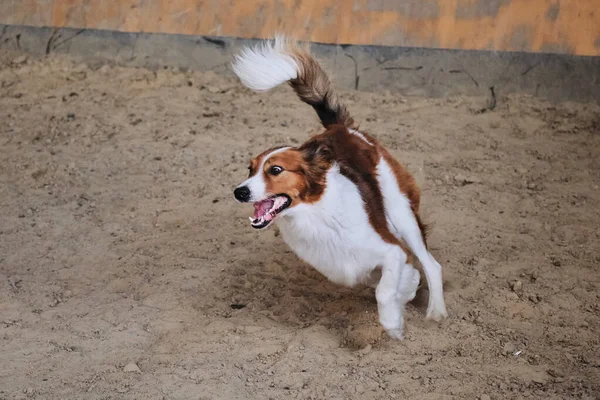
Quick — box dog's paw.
[386,328,405,341]
[426,305,448,322]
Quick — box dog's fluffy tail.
[232,35,354,128]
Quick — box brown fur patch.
[258,148,329,205]
[248,146,288,177]
[285,44,354,128]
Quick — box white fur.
[232,36,299,92]
[377,159,448,321]
[349,129,373,146]
[276,164,424,339]
[237,147,290,202]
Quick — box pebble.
[547,369,564,377]
[531,372,548,385]
[123,362,141,373]
[506,292,519,301]
[480,395,491,400]
[528,294,539,303]
[357,344,372,356]
[12,55,28,65]
[98,65,111,74]
[415,355,433,365]
[454,174,478,185]
[530,270,539,281]
[511,280,523,292]
[502,342,516,355]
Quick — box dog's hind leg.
[376,246,410,340]
[400,216,448,321]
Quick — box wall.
[1,0,599,56]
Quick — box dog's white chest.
[275,166,388,287]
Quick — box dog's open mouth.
[249,194,291,229]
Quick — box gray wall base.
[1,24,598,103]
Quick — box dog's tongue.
[253,199,274,219]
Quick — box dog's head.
[233,142,331,229]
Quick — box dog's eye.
[269,166,284,176]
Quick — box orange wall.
[1,0,599,56]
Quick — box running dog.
[231,37,447,339]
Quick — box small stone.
[454,174,477,185]
[123,363,141,373]
[547,369,564,378]
[530,270,539,281]
[531,372,548,385]
[358,344,372,356]
[528,294,539,303]
[12,55,28,65]
[506,292,519,301]
[502,342,516,355]
[480,395,491,400]
[98,65,111,74]
[202,111,222,117]
[415,355,433,365]
[511,280,523,292]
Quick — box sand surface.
[1,52,599,399]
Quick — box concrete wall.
[2,24,599,104]
[1,0,599,56]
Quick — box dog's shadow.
[222,250,432,348]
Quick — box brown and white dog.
[232,37,447,339]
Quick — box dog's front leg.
[376,246,408,340]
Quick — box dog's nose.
[234,186,251,202]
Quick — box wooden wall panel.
[1,0,598,56]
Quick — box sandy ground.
[0,51,599,400]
